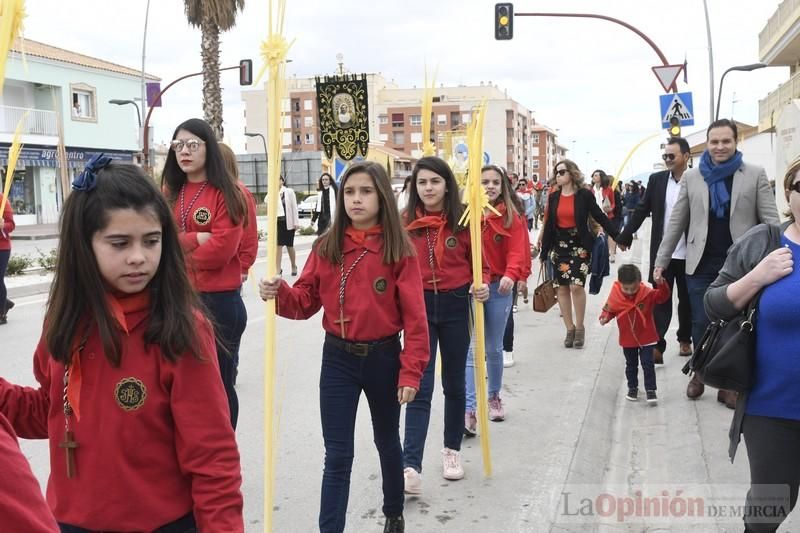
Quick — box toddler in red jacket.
[599,264,670,403]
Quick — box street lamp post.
[245,132,268,194]
[715,63,767,121]
[109,99,142,127]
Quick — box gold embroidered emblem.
[115,378,147,411]
[445,236,458,249]
[373,277,388,294]
[193,207,211,226]
[494,234,503,242]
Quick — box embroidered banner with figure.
[316,74,369,161]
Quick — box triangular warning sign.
[662,93,693,122]
[652,64,684,92]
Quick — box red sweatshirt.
[0,413,58,532]
[481,203,531,282]
[1,195,14,251]
[276,231,430,389]
[175,180,244,292]
[238,183,259,276]
[0,294,243,532]
[600,281,671,348]
[405,211,489,291]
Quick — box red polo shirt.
[481,203,531,281]
[238,183,259,276]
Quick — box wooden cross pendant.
[59,430,78,479]
[334,308,351,339]
[427,273,442,294]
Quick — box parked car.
[297,196,317,218]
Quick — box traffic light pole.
[514,12,677,92]
[142,64,242,175]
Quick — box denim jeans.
[0,249,8,314]
[685,272,717,350]
[319,335,403,533]
[623,346,656,391]
[200,291,246,430]
[465,281,512,411]
[59,513,196,532]
[403,285,471,472]
[653,259,692,353]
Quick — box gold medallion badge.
[494,234,503,242]
[115,377,147,411]
[373,277,388,294]
[445,236,458,249]
[193,207,211,226]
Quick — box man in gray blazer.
[654,119,780,405]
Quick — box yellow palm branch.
[0,0,26,96]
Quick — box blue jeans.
[0,249,8,314]
[200,291,246,430]
[403,285,471,472]
[685,272,717,350]
[623,346,656,391]
[465,281,512,411]
[319,335,403,533]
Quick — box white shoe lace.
[443,449,461,472]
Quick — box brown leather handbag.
[533,268,557,313]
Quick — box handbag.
[681,294,759,393]
[532,268,557,313]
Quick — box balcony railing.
[1,105,58,136]
[758,69,800,130]
[759,0,800,60]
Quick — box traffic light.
[239,59,253,86]
[668,116,681,137]
[495,3,513,40]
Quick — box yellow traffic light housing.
[668,116,681,138]
[495,3,514,40]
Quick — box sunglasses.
[791,182,800,194]
[170,139,205,153]
[556,169,569,176]
[661,153,677,161]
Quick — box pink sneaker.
[403,467,422,495]
[441,448,465,480]
[464,411,477,437]
[489,395,505,421]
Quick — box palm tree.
[184,0,245,139]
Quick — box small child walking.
[599,264,670,403]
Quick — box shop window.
[391,113,404,128]
[71,83,97,122]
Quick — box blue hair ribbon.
[72,153,112,192]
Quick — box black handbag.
[681,295,759,393]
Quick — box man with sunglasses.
[617,137,693,366]
[652,119,780,406]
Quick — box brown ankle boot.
[686,375,705,399]
[573,326,585,348]
[717,389,738,409]
[564,327,576,348]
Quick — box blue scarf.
[699,150,742,218]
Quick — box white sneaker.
[512,305,518,313]
[403,467,422,495]
[503,351,515,368]
[441,448,465,480]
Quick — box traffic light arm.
[515,11,677,92]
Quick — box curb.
[12,234,60,241]
[8,281,51,299]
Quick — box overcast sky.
[22,0,789,179]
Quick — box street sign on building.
[660,92,694,129]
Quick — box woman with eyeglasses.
[704,159,800,533]
[539,160,620,348]
[162,118,248,429]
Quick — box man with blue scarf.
[653,119,779,406]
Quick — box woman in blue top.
[704,159,800,533]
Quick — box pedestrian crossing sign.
[660,92,694,129]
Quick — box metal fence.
[237,151,323,198]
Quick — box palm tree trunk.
[200,16,223,140]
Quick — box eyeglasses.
[790,181,800,194]
[661,153,677,162]
[556,169,569,176]
[170,139,205,153]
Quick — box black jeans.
[503,282,518,352]
[59,512,196,532]
[742,414,799,533]
[200,291,246,430]
[685,272,717,351]
[622,346,656,391]
[319,334,403,533]
[0,249,8,314]
[403,286,471,472]
[653,258,691,353]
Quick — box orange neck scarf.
[405,209,447,265]
[603,281,652,325]
[483,202,512,237]
[345,224,383,246]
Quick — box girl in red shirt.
[0,158,243,532]
[0,193,14,325]
[464,165,530,434]
[162,118,248,429]
[260,162,429,533]
[401,156,489,493]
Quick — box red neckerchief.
[405,209,447,265]
[483,202,512,238]
[344,224,384,246]
[603,281,653,326]
[66,291,151,421]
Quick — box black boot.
[383,515,404,533]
